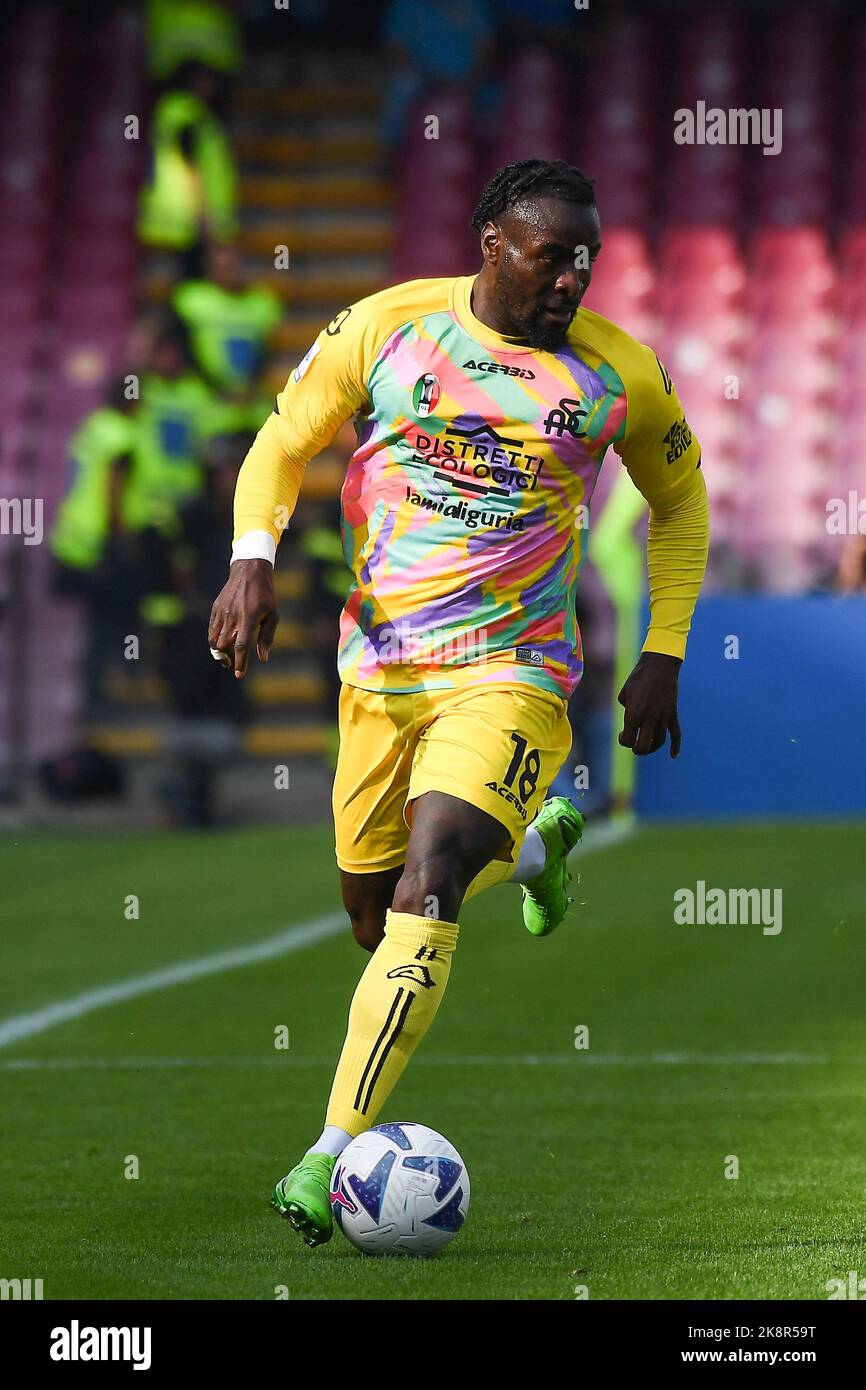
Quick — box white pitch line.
[0,816,635,1054]
[0,911,346,1051]
[0,1052,830,1071]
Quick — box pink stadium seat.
[587,169,652,230]
[0,325,40,371]
[749,227,833,283]
[0,190,53,233]
[392,93,476,279]
[659,227,744,293]
[839,228,866,281]
[492,50,571,166]
[583,230,655,339]
[0,230,50,272]
[59,240,140,282]
[575,16,654,226]
[0,286,44,328]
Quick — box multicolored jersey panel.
[233,276,706,697]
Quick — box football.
[329,1122,470,1256]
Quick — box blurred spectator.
[50,378,140,712]
[172,239,281,432]
[151,446,249,827]
[138,60,237,277]
[119,311,249,825]
[146,0,242,84]
[51,379,137,588]
[123,309,224,540]
[381,0,497,153]
[298,499,351,726]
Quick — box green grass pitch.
[1,821,864,1300]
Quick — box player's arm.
[614,352,710,756]
[208,309,370,677]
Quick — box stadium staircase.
[95,46,391,766]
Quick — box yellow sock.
[325,909,458,1136]
[464,857,514,901]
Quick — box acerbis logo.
[386,963,436,989]
[543,397,589,440]
[463,359,536,381]
[484,782,529,821]
[663,416,693,463]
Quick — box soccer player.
[208,159,709,1247]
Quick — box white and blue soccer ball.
[329,1122,470,1256]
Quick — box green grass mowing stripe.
[0,826,343,1010]
[0,911,346,1050]
[0,821,633,1048]
[1,821,863,1298]
[2,1058,863,1299]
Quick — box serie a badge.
[412,373,441,418]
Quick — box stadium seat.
[491,50,572,167]
[391,93,476,279]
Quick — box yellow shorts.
[333,681,572,873]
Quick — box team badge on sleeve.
[293,340,320,383]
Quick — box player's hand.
[208,559,279,679]
[617,651,682,758]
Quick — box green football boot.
[270,1152,337,1248]
[521,797,584,937]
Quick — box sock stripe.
[353,986,405,1113]
[360,988,415,1116]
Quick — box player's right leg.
[269,873,403,1245]
[271,685,415,1245]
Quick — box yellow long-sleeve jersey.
[233,276,709,696]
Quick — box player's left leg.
[339,865,404,953]
[391,789,511,920]
[408,682,581,935]
[462,794,584,935]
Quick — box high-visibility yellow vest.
[173,279,281,392]
[123,372,218,531]
[214,393,273,436]
[146,0,242,81]
[300,525,352,600]
[138,90,236,249]
[51,408,137,570]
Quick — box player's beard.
[492,272,575,351]
[524,309,574,351]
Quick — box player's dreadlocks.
[471,160,596,232]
